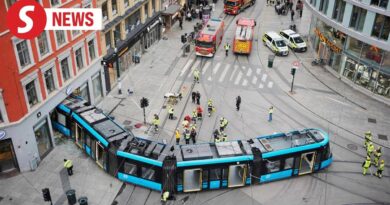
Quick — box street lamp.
[114,47,122,94]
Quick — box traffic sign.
[292,60,300,68]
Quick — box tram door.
[96,142,105,169]
[75,124,84,148]
[183,169,202,192]
[228,164,247,188]
[298,152,316,175]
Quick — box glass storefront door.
[34,120,53,158]
[0,139,18,173]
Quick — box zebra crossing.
[179,61,274,89]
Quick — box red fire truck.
[195,19,225,57]
[224,0,255,15]
[233,18,256,54]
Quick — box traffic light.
[42,188,52,202]
[291,68,296,76]
[140,97,149,108]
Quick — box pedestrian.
[374,146,382,167]
[179,18,183,30]
[291,9,295,21]
[214,129,221,143]
[207,99,214,117]
[191,91,196,103]
[362,156,371,176]
[193,69,200,83]
[199,10,203,20]
[297,0,303,18]
[219,117,228,132]
[236,95,241,111]
[364,131,372,148]
[175,129,181,145]
[182,119,189,129]
[268,106,274,122]
[168,106,174,120]
[374,160,385,178]
[367,142,375,158]
[192,109,197,123]
[221,132,227,142]
[190,128,197,144]
[289,1,293,11]
[64,159,73,176]
[152,114,160,131]
[224,43,230,56]
[196,91,201,105]
[161,191,170,203]
[184,128,190,144]
[196,105,203,120]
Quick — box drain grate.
[368,118,377,123]
[347,144,358,150]
[123,120,132,125]
[378,134,388,141]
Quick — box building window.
[124,0,129,8]
[6,0,17,8]
[16,40,32,68]
[92,73,103,100]
[75,47,84,70]
[88,39,96,61]
[349,6,367,32]
[370,0,388,8]
[60,58,71,82]
[114,24,121,44]
[105,32,112,49]
[144,5,148,19]
[112,0,118,15]
[102,2,108,21]
[26,81,39,107]
[44,68,56,94]
[72,30,81,38]
[34,120,53,158]
[37,31,50,58]
[55,30,67,48]
[50,0,60,6]
[332,0,346,23]
[319,0,325,12]
[372,14,390,40]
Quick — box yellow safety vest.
[378,163,384,171]
[168,108,174,114]
[175,131,180,139]
[363,160,371,168]
[64,160,73,168]
[269,108,274,114]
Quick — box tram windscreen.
[225,1,238,6]
[196,40,213,48]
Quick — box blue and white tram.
[52,97,332,194]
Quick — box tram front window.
[196,41,214,48]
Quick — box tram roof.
[201,19,223,36]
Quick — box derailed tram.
[52,97,333,194]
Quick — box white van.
[262,31,289,56]
[279,29,307,52]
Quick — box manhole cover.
[347,144,358,150]
[378,134,388,141]
[134,123,143,128]
[368,118,377,123]
[123,120,132,125]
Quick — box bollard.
[66,189,77,205]
[268,54,275,68]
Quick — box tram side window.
[222,168,228,180]
[141,167,155,180]
[57,112,67,126]
[202,170,209,182]
[124,162,137,175]
[266,159,281,173]
[210,168,221,180]
[284,157,294,169]
[85,134,91,147]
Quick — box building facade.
[99,0,163,93]
[0,0,106,174]
[305,0,390,99]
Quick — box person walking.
[236,95,241,111]
[362,156,371,176]
[193,69,200,83]
[268,106,274,122]
[364,131,372,148]
[179,17,183,30]
[221,132,227,142]
[224,43,230,56]
[168,106,174,120]
[175,129,181,145]
[207,99,214,117]
[152,114,160,131]
[64,159,73,176]
[184,128,191,144]
[374,146,382,167]
[192,109,197,123]
[190,127,197,144]
[291,9,295,21]
[374,160,385,178]
[367,142,375,158]
[191,91,196,103]
[213,129,221,143]
[297,0,303,18]
[196,105,203,120]
[196,91,201,105]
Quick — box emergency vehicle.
[279,29,307,52]
[262,31,289,56]
[195,19,225,57]
[233,18,256,54]
[224,0,255,15]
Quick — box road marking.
[213,62,221,74]
[259,83,264,89]
[229,65,239,81]
[219,64,230,82]
[187,60,201,78]
[325,96,351,107]
[179,59,194,76]
[256,68,261,75]
[246,68,252,77]
[242,66,246,70]
[267,81,273,88]
[252,76,257,84]
[242,79,248,86]
[202,61,211,75]
[261,74,267,82]
[234,71,243,85]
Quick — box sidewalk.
[0,139,122,205]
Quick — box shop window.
[88,39,96,61]
[34,120,53,158]
[124,162,137,175]
[60,57,71,82]
[102,2,108,21]
[370,0,388,8]
[372,14,390,40]
[141,167,155,180]
[284,157,294,169]
[44,68,56,94]
[112,0,118,15]
[0,140,18,173]
[209,168,221,180]
[265,159,281,173]
[92,73,103,100]
[349,6,366,32]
